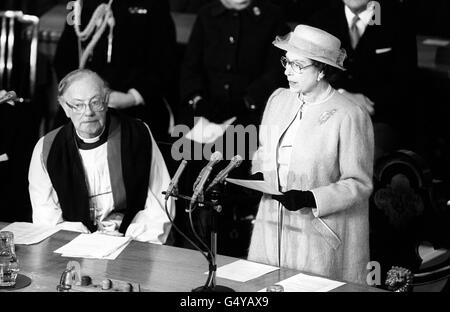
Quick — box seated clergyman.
[28,69,175,244]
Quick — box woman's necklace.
[299,84,333,105]
[297,85,333,120]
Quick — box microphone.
[190,151,223,206]
[0,91,22,105]
[192,151,223,191]
[165,159,188,200]
[206,155,243,192]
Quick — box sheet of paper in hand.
[226,178,282,195]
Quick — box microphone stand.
[163,183,235,292]
[192,183,234,292]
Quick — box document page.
[54,232,131,259]
[226,178,282,195]
[207,259,279,282]
[1,222,60,245]
[259,273,345,292]
[185,116,236,144]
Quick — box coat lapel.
[276,93,302,144]
[355,23,377,54]
[336,5,352,51]
[268,92,302,191]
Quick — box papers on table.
[185,116,236,144]
[1,222,59,245]
[259,273,345,292]
[206,259,279,282]
[226,178,282,195]
[54,232,131,260]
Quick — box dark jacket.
[180,0,289,125]
[307,0,418,128]
[0,104,35,222]
[54,0,178,141]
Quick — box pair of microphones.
[164,151,243,206]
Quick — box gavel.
[0,91,24,105]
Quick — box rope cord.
[73,0,115,68]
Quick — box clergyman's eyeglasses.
[64,95,107,113]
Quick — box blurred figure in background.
[180,0,289,129]
[307,0,418,160]
[169,0,210,13]
[54,0,178,142]
[269,0,332,24]
[0,88,34,222]
[176,0,289,256]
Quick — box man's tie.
[349,15,361,50]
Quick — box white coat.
[248,88,374,285]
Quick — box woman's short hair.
[311,60,339,83]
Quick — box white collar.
[76,126,105,143]
[344,3,375,29]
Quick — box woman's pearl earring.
[317,72,324,82]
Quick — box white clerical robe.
[28,125,175,244]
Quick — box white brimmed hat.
[273,24,347,70]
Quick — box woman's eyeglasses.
[280,56,314,74]
[64,95,107,114]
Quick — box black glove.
[272,190,316,211]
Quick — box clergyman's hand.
[98,220,123,237]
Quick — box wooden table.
[0,222,383,292]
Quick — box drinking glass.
[0,231,20,287]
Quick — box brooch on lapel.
[128,7,148,15]
[318,109,337,125]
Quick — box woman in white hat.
[248,25,374,285]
